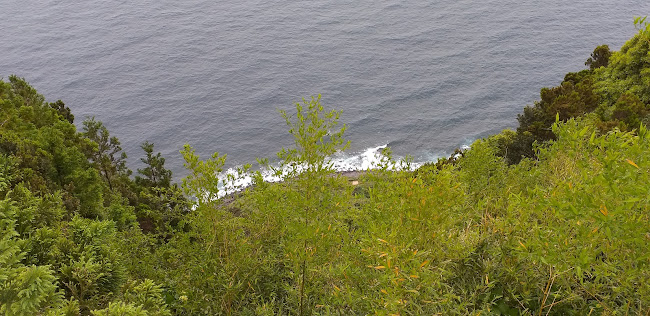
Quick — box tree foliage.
[585,44,612,70]
[0,76,173,315]
[2,18,650,315]
[82,118,130,192]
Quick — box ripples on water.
[1,0,647,176]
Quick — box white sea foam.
[330,144,390,171]
[215,144,435,198]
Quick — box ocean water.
[1,0,648,177]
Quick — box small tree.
[585,45,612,70]
[135,142,171,190]
[82,118,130,191]
[277,95,349,315]
[277,94,349,176]
[48,100,75,124]
[180,144,227,208]
[136,142,188,234]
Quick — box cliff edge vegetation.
[1,19,650,315]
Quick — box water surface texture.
[1,0,648,175]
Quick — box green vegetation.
[1,20,650,315]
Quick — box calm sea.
[1,0,648,176]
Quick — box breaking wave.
[215,144,446,198]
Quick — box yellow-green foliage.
[3,19,650,316]
[155,111,649,314]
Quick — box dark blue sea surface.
[1,0,648,175]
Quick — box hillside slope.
[1,21,649,315]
